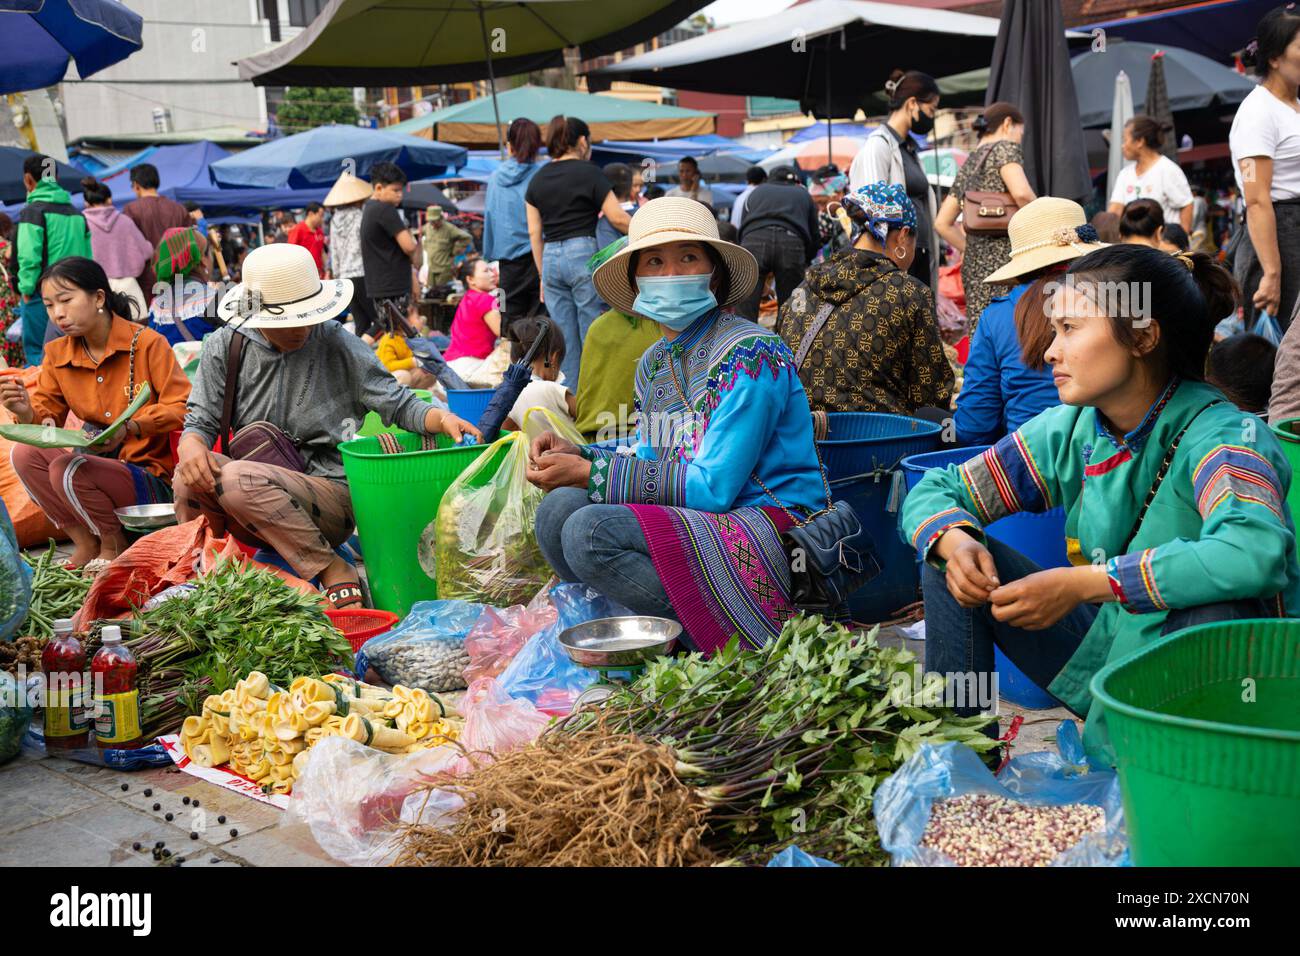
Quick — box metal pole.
[477,2,506,159]
[825,34,832,167]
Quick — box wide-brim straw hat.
[218,243,352,329]
[322,171,372,207]
[983,197,1108,285]
[592,196,758,316]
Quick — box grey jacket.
[183,321,443,480]
[848,124,939,289]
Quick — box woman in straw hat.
[778,182,953,416]
[902,244,1300,765]
[954,197,1106,446]
[174,243,480,609]
[323,171,377,341]
[526,197,824,655]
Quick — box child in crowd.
[1159,223,1191,254]
[502,317,577,431]
[376,313,437,390]
[1207,332,1278,417]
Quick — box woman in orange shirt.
[0,258,191,573]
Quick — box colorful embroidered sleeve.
[588,336,791,512]
[1106,435,1293,614]
[899,408,1069,564]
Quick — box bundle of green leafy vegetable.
[559,614,1001,866]
[82,563,354,738]
[20,546,92,639]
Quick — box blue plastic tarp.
[209,126,467,189]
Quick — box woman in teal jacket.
[901,244,1300,764]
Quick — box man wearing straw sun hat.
[525,196,826,655]
[954,197,1107,446]
[174,243,479,609]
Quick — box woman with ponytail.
[0,257,190,572]
[80,177,153,322]
[903,245,1300,765]
[525,115,632,386]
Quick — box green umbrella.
[237,0,712,155]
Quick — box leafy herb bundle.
[560,614,1001,865]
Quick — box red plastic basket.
[325,608,400,653]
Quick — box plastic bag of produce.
[874,723,1127,867]
[0,670,32,764]
[0,498,32,642]
[462,587,557,686]
[427,408,584,607]
[285,676,549,865]
[497,583,635,715]
[356,599,485,693]
[766,846,840,867]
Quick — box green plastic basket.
[1270,418,1300,560]
[1091,618,1300,866]
[340,432,489,617]
[358,390,433,438]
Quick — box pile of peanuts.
[920,793,1106,866]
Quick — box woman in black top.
[525,116,632,386]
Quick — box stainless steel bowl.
[558,616,682,668]
[114,502,178,531]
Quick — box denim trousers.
[534,486,679,627]
[541,236,601,386]
[736,226,808,321]
[921,536,1275,727]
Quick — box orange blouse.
[32,315,192,479]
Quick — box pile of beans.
[920,793,1106,866]
[368,639,470,693]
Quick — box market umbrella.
[1144,50,1178,161]
[0,0,143,94]
[1087,0,1271,63]
[400,181,457,214]
[236,1,713,155]
[985,0,1092,203]
[0,146,86,204]
[208,126,467,190]
[1108,70,1135,205]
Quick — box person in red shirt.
[287,203,327,278]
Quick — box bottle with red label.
[91,625,142,750]
[41,618,89,750]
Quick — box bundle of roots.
[394,729,716,867]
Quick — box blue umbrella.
[0,146,87,204]
[209,126,468,190]
[0,0,143,94]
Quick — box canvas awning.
[388,85,715,146]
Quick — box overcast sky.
[702,0,796,25]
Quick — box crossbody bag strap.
[1122,400,1225,552]
[125,325,145,402]
[793,301,836,370]
[219,332,246,449]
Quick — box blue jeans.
[921,536,1274,728]
[541,237,601,387]
[534,486,679,628]
[20,298,48,367]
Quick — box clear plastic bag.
[1253,310,1283,347]
[0,670,31,765]
[874,722,1127,867]
[286,676,550,866]
[766,846,840,867]
[497,583,636,715]
[462,587,557,686]
[428,408,585,608]
[355,599,485,694]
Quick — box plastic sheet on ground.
[873,722,1127,867]
[285,676,551,866]
[766,846,840,867]
[497,583,635,716]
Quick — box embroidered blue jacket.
[583,309,824,515]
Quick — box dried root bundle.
[394,729,716,867]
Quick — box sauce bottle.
[90,625,142,750]
[41,619,89,750]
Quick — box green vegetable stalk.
[557,614,1001,866]
[20,545,92,639]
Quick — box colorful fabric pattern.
[1192,445,1286,521]
[628,504,797,655]
[1106,549,1167,614]
[959,431,1053,525]
[843,181,916,242]
[909,505,982,560]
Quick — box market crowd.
[1,4,1298,764]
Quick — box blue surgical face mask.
[633,272,717,331]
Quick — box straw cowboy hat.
[982,197,1108,285]
[217,243,352,329]
[322,170,372,207]
[592,196,759,316]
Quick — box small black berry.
[155,841,164,849]
[229,828,238,837]
[165,812,174,821]
[120,783,129,791]
[132,842,141,851]
[182,796,190,805]
[192,799,200,807]
[152,803,160,811]
[190,832,198,840]
[217,815,226,824]
[143,788,152,797]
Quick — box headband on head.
[842,182,917,243]
[1174,252,1194,272]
